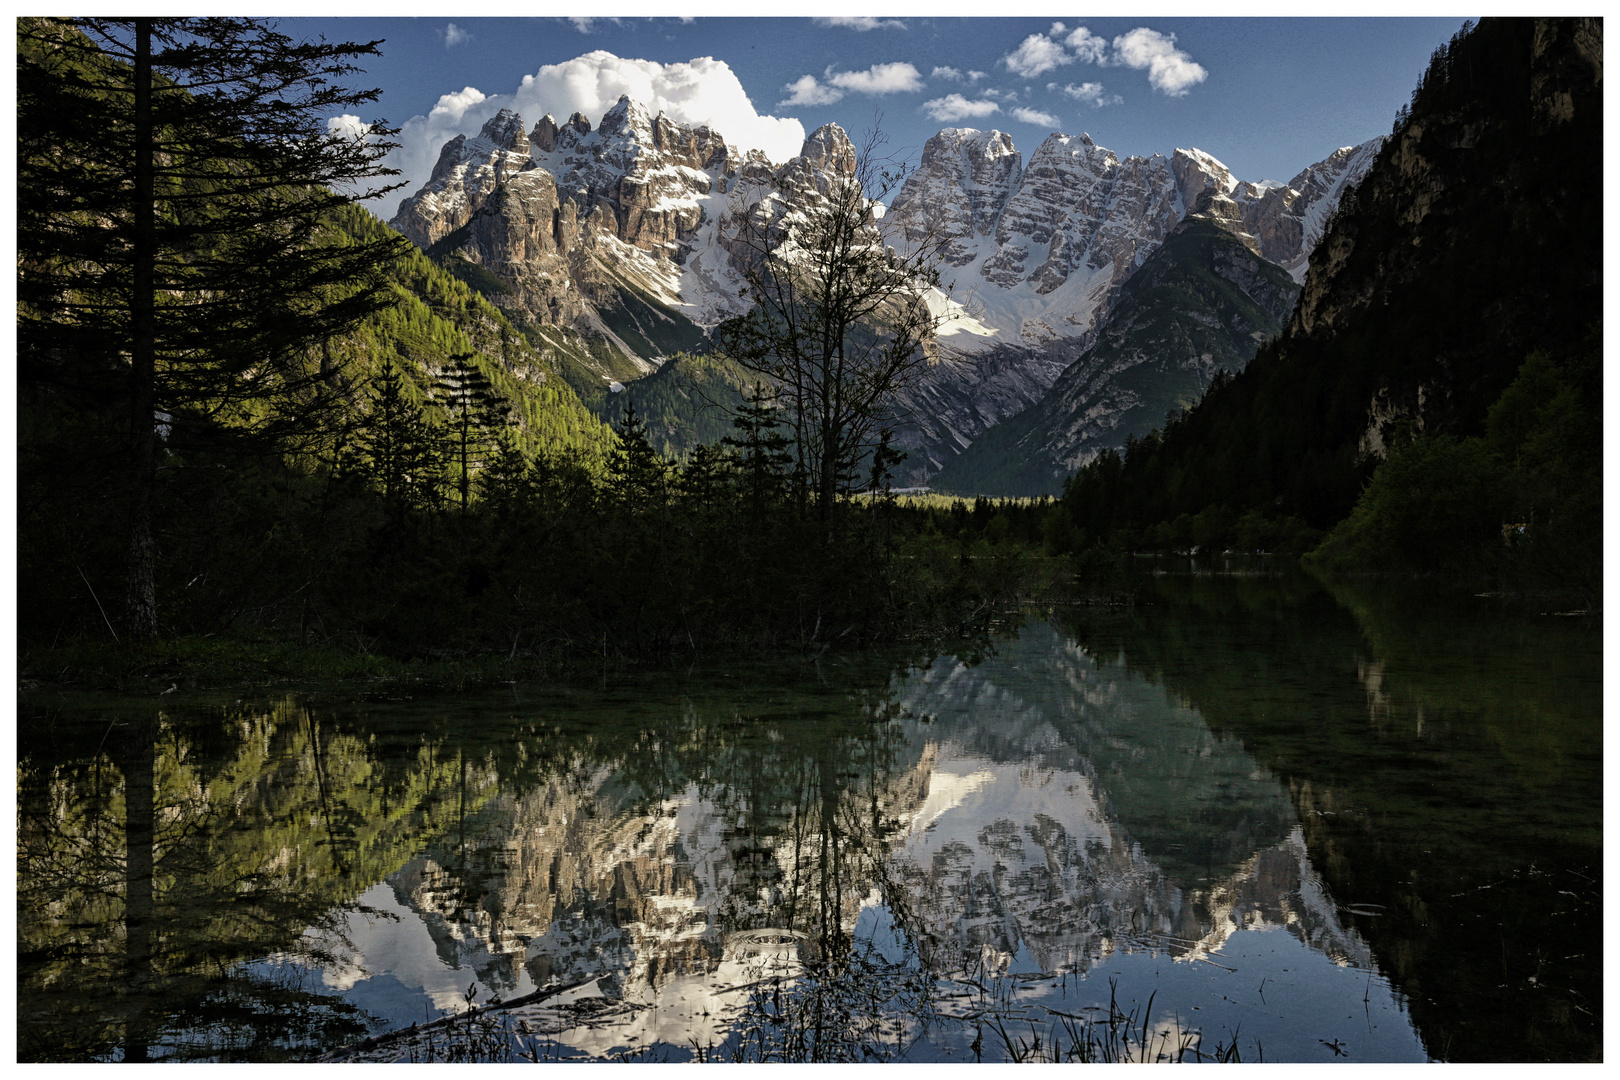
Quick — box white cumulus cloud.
[1054,81,1123,108]
[780,62,923,107]
[441,22,470,48]
[932,65,963,82]
[1003,30,1072,78]
[1064,26,1109,65]
[828,62,923,95]
[1111,28,1208,96]
[780,74,842,107]
[326,114,372,141]
[816,17,906,32]
[1000,22,1205,96]
[1010,106,1060,127]
[921,94,1002,122]
[388,53,806,211]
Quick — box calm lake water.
[17,568,1601,1062]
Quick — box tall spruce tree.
[17,17,406,637]
[721,383,795,527]
[607,399,672,510]
[352,360,443,515]
[433,352,510,509]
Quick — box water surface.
[17,569,1600,1061]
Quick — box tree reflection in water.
[17,699,507,1061]
[22,575,1582,1065]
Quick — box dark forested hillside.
[933,217,1300,497]
[321,204,617,464]
[20,184,618,647]
[592,351,758,460]
[1061,17,1601,581]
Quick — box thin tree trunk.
[126,18,158,639]
[121,714,157,1060]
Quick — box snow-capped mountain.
[391,99,1376,358]
[929,215,1303,496]
[887,129,1381,352]
[387,99,1376,483]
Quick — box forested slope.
[1060,17,1601,584]
[933,218,1299,497]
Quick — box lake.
[16,566,1601,1062]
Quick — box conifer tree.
[434,352,510,508]
[607,399,671,510]
[17,17,405,636]
[354,361,442,515]
[475,429,533,514]
[678,442,731,518]
[721,383,794,526]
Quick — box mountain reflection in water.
[17,574,1598,1062]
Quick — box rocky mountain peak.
[886,129,1374,353]
[479,107,530,154]
[598,94,653,140]
[1183,189,1262,256]
[1171,147,1237,205]
[895,128,1023,262]
[426,133,468,185]
[1029,132,1119,176]
[798,123,857,176]
[531,114,560,153]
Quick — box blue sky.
[290,15,1470,212]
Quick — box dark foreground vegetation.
[21,381,1072,683]
[15,16,1060,680]
[1059,18,1600,596]
[17,17,1600,692]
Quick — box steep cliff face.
[888,129,1376,354]
[393,109,537,250]
[886,341,1075,486]
[396,100,883,391]
[932,218,1301,496]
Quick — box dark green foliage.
[17,16,408,636]
[435,353,511,508]
[1309,335,1600,588]
[348,360,446,514]
[723,386,794,504]
[1056,18,1600,583]
[606,400,673,510]
[595,351,758,460]
[1309,436,1506,572]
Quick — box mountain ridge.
[387,97,1376,483]
[931,216,1301,496]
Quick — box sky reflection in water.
[261,621,1424,1062]
[19,574,1599,1062]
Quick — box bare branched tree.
[714,120,957,530]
